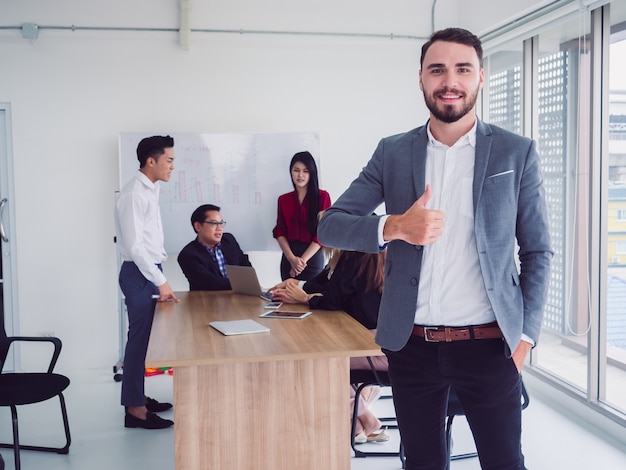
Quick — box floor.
[1,369,626,469]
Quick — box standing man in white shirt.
[115,135,180,429]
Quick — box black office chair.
[350,357,406,468]
[445,379,530,470]
[0,324,71,470]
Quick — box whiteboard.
[119,132,320,254]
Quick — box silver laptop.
[226,265,273,300]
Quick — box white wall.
[0,0,537,374]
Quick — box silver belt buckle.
[423,326,440,342]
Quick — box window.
[486,47,522,134]
[605,2,626,412]
[531,14,592,394]
[484,0,626,423]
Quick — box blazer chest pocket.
[483,171,517,209]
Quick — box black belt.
[412,322,503,342]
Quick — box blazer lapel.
[412,125,429,198]
[473,120,493,214]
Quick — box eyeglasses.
[202,220,226,227]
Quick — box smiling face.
[419,40,484,125]
[290,161,310,190]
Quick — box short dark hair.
[136,135,174,168]
[420,28,483,69]
[190,204,221,232]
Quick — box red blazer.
[272,189,331,245]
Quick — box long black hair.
[290,151,320,235]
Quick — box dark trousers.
[384,336,524,470]
[118,261,160,407]
[280,240,325,281]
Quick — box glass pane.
[487,45,523,134]
[530,14,592,392]
[604,0,626,414]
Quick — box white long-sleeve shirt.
[115,171,167,287]
[378,122,495,327]
[413,123,495,327]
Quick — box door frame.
[0,102,19,370]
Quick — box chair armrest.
[4,336,63,373]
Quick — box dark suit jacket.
[318,120,553,353]
[177,234,251,291]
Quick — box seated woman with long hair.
[271,247,389,443]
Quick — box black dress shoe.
[125,411,174,429]
[145,396,173,413]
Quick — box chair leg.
[446,414,478,467]
[350,382,367,458]
[57,393,72,454]
[8,405,20,470]
[351,383,400,458]
[446,415,454,470]
[0,393,71,459]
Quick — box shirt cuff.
[377,215,391,248]
[297,280,306,289]
[521,334,535,347]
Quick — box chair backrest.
[0,323,9,370]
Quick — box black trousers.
[279,240,325,281]
[384,335,525,470]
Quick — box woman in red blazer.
[272,151,331,280]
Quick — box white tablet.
[259,310,312,320]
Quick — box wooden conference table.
[145,290,382,470]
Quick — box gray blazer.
[317,120,553,353]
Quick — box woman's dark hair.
[290,151,321,235]
[342,250,386,294]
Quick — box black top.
[304,252,381,330]
[177,234,251,291]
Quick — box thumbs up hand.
[382,184,445,246]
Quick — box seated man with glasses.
[177,204,252,290]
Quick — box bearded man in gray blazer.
[318,28,552,470]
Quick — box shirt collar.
[198,237,221,252]
[426,119,477,148]
[136,170,158,190]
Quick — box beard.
[424,86,480,123]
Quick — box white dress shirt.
[379,121,496,327]
[115,171,167,287]
[414,122,495,326]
